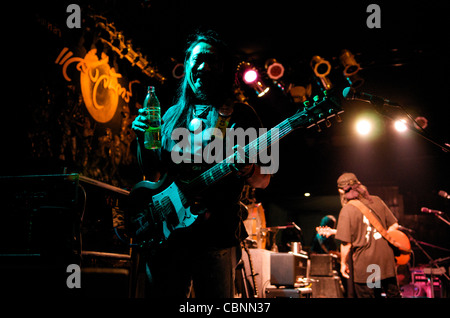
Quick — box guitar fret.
[183,112,309,196]
[186,120,294,193]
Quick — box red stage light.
[243,69,258,84]
[267,62,284,80]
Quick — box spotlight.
[243,69,258,84]
[355,119,372,136]
[168,58,185,79]
[265,58,285,80]
[339,49,361,77]
[289,85,308,103]
[346,73,365,89]
[414,116,428,130]
[311,56,331,77]
[394,119,408,133]
[237,61,271,97]
[310,55,333,90]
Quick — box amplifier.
[265,287,312,298]
[311,276,344,298]
[0,174,80,255]
[270,252,308,287]
[309,254,334,276]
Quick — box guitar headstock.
[289,89,344,131]
[316,226,337,238]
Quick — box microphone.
[438,190,450,199]
[342,87,401,107]
[421,207,444,215]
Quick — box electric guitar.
[316,226,337,238]
[316,226,411,265]
[128,92,343,248]
[387,228,411,265]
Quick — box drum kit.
[239,185,303,253]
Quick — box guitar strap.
[347,200,408,252]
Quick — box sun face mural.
[79,49,120,124]
[25,45,144,186]
[56,47,138,124]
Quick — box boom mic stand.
[404,229,450,298]
[343,87,450,153]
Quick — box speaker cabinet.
[311,276,344,298]
[265,287,312,298]
[309,254,334,276]
[270,252,308,287]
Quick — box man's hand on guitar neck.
[231,145,271,189]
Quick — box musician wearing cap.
[334,172,402,298]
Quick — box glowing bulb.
[356,119,372,136]
[243,70,258,84]
[394,119,407,133]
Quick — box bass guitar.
[128,92,343,248]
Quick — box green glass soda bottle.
[143,86,161,150]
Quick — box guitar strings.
[186,119,293,191]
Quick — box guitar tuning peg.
[335,114,342,123]
[326,119,332,128]
[303,100,310,110]
[316,123,322,132]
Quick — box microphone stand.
[367,98,450,153]
[435,213,450,227]
[405,231,450,299]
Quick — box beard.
[191,73,227,105]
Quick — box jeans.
[354,276,402,298]
[145,244,239,298]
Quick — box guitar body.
[128,175,199,247]
[387,229,411,265]
[317,226,412,265]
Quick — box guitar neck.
[185,118,294,194]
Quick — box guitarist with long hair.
[334,172,403,298]
[131,29,270,298]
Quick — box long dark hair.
[161,29,235,150]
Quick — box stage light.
[243,69,258,84]
[394,119,408,133]
[237,61,271,97]
[339,49,361,77]
[346,73,365,89]
[311,56,331,77]
[414,116,428,130]
[265,58,285,80]
[310,55,333,91]
[339,49,364,89]
[170,58,185,79]
[304,192,311,197]
[355,119,372,136]
[289,85,308,103]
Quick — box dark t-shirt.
[149,102,264,248]
[335,196,398,283]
